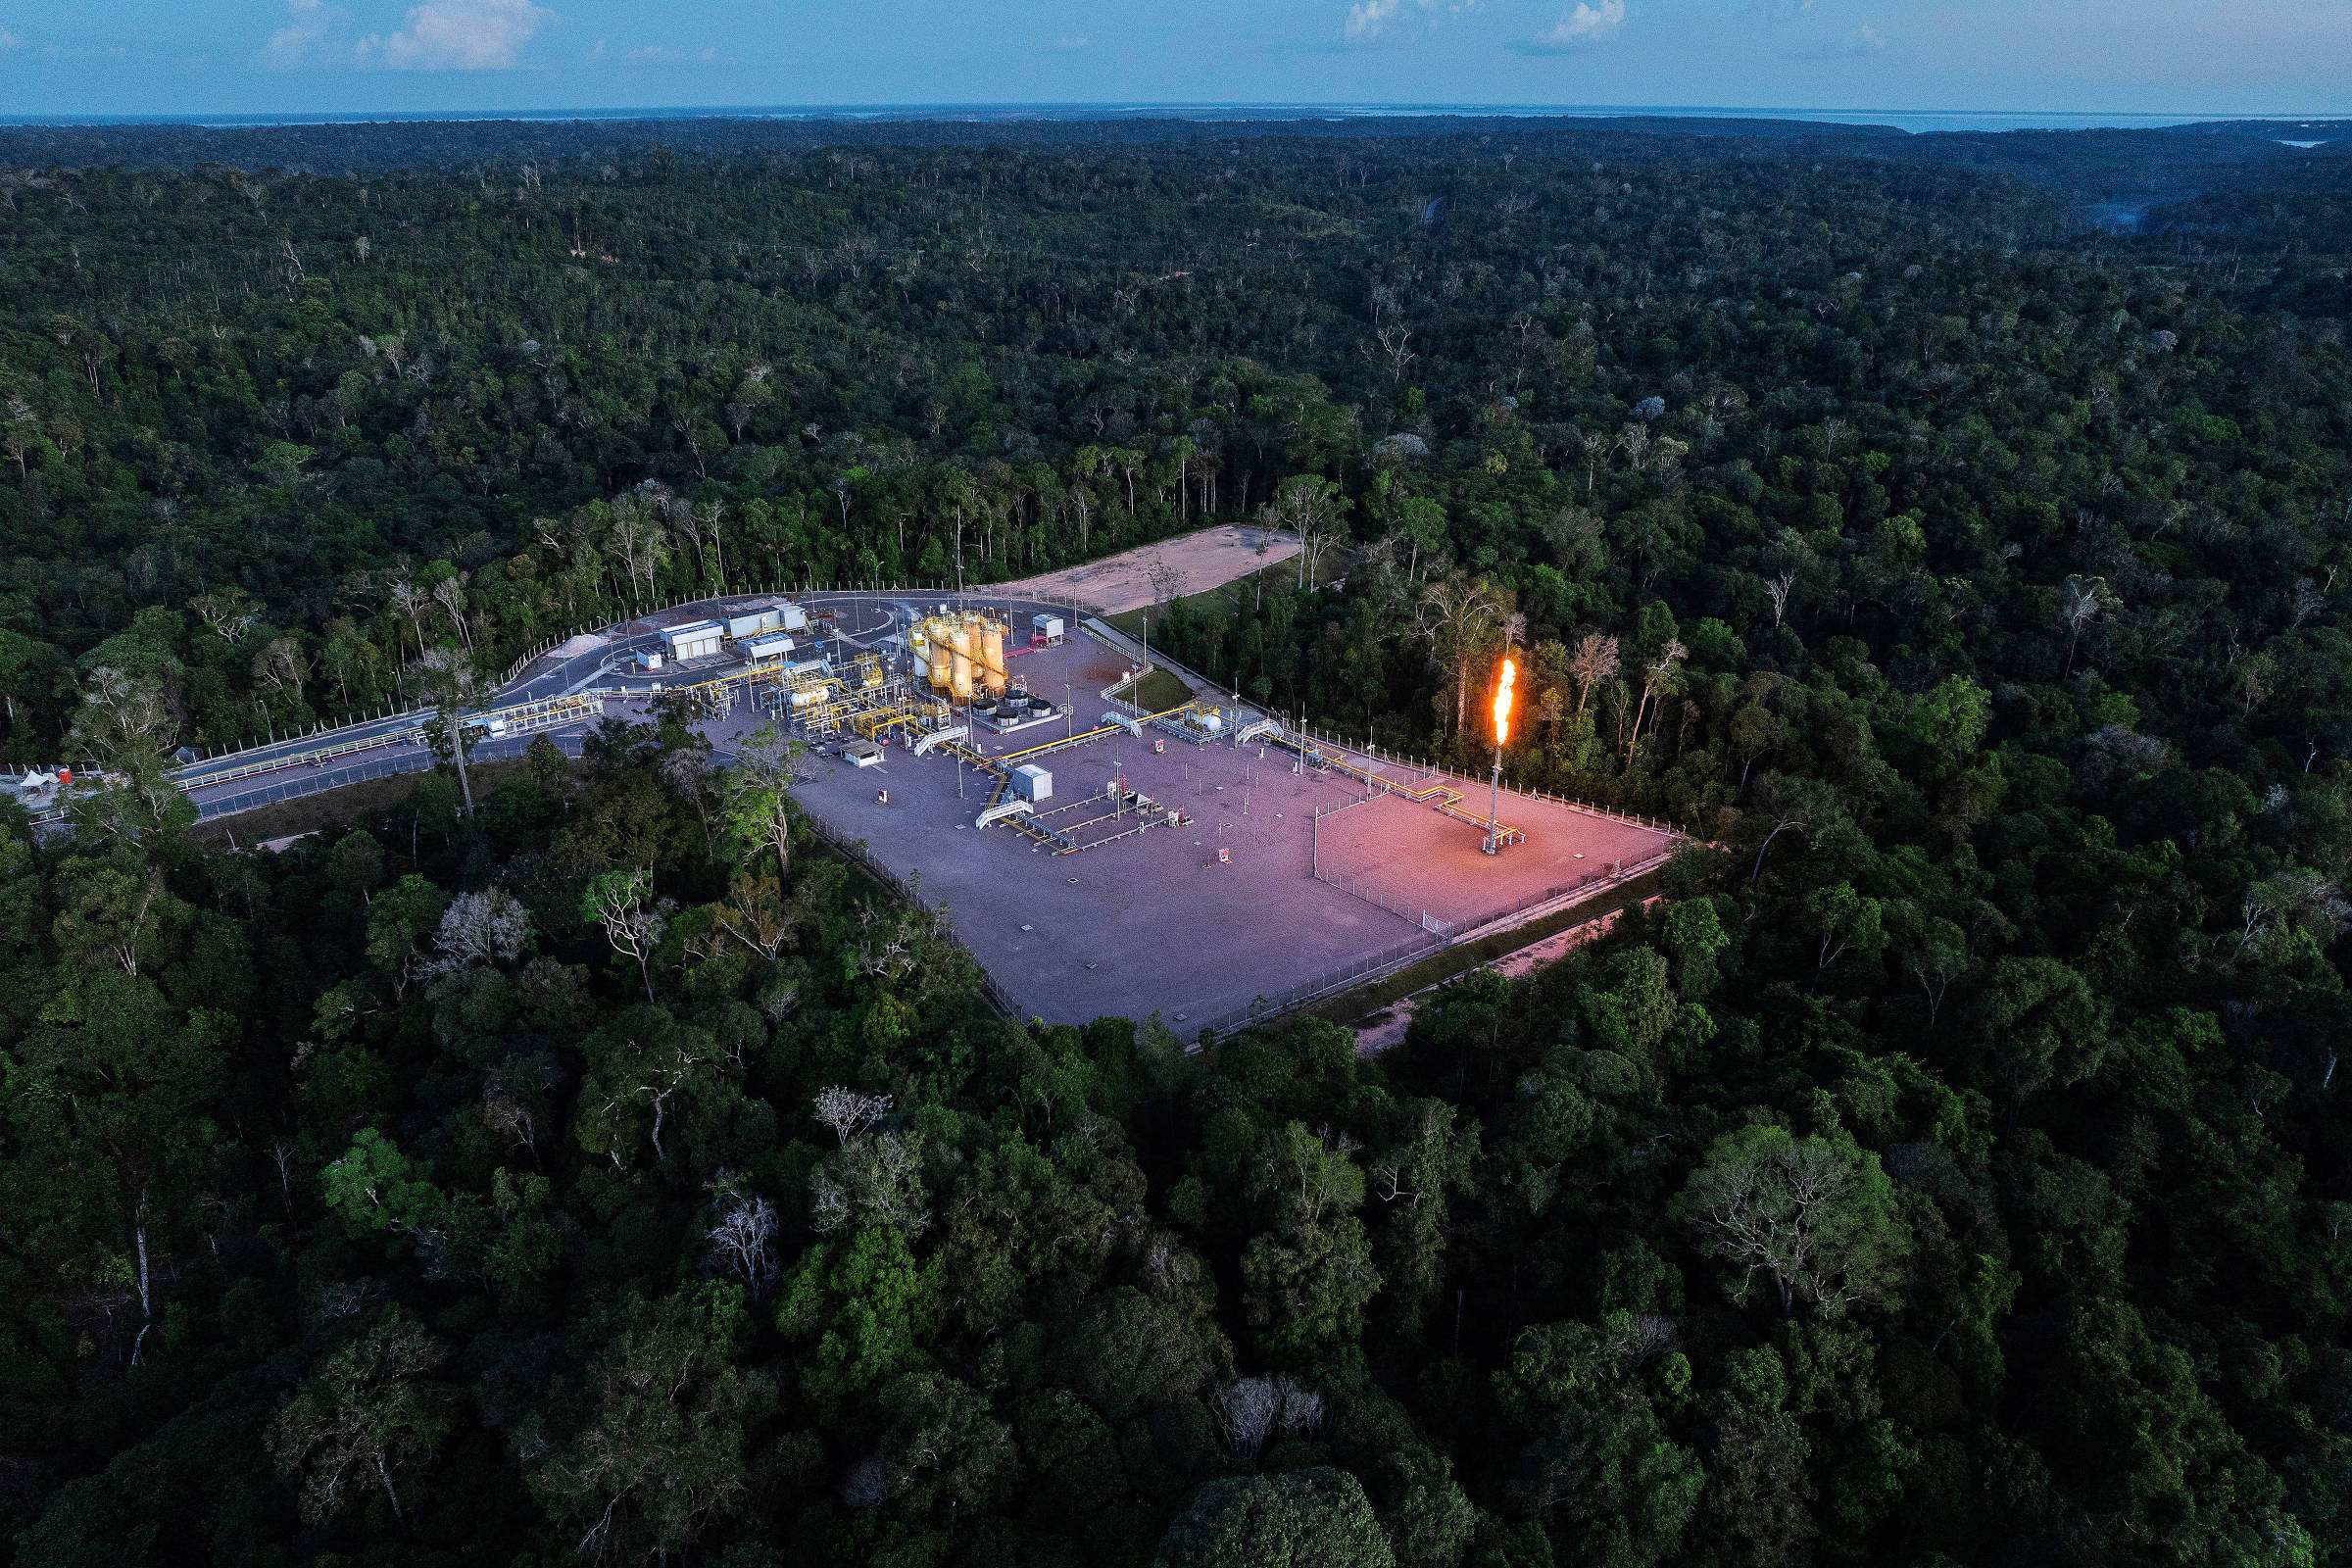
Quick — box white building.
[661,619,725,662]
[742,632,796,662]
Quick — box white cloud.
[0,26,22,51]
[1345,0,1406,41]
[1344,0,1483,43]
[265,0,339,69]
[359,0,548,71]
[1054,35,1090,49]
[1528,0,1625,51]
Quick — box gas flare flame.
[1493,656,1516,749]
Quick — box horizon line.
[1,103,2346,131]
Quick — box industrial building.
[724,601,808,639]
[661,619,726,662]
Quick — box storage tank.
[947,621,975,702]
[921,619,955,694]
[978,615,1007,696]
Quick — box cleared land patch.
[994,523,1298,614]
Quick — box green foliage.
[1156,1468,1396,1568]
[0,116,2348,1568]
[1674,1126,1907,1317]
[774,1225,943,1409]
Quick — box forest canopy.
[0,114,2348,1568]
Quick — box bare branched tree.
[811,1086,894,1146]
[2057,573,2119,676]
[423,889,531,975]
[704,1186,781,1298]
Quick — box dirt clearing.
[996,524,1299,614]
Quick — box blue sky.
[0,0,2342,119]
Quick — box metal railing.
[1195,934,1447,1041]
[1206,846,1679,1044]
[1311,868,1455,938]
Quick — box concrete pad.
[1312,788,1674,931]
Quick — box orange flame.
[1493,656,1516,748]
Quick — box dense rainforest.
[0,114,2350,1567]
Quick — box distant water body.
[3,105,2341,136]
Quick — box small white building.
[1032,612,1065,642]
[1010,763,1054,802]
[661,619,725,662]
[742,632,796,662]
[841,739,884,768]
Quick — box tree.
[718,723,804,884]
[1674,1126,1905,1317]
[519,1290,760,1563]
[251,636,311,709]
[1242,1216,1382,1365]
[526,731,569,792]
[1977,956,2109,1118]
[1515,1401,1703,1568]
[774,1224,943,1409]
[1803,882,1886,978]
[574,1005,717,1168]
[1416,574,1511,735]
[186,587,261,643]
[1568,631,1620,718]
[1155,1467,1396,1568]
[5,972,234,1367]
[811,1085,893,1146]
[1146,558,1190,658]
[270,1307,454,1533]
[1626,635,1687,764]
[411,644,479,816]
[705,1185,781,1298]
[580,867,666,1004]
[1396,495,1448,583]
[1746,773,1834,884]
[1262,474,1348,591]
[2057,572,2119,676]
[1661,898,1731,998]
[50,852,173,975]
[422,888,531,974]
[367,874,450,1000]
[65,666,193,844]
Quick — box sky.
[0,0,2343,122]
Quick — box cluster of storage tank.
[909,611,1008,703]
[974,692,1058,726]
